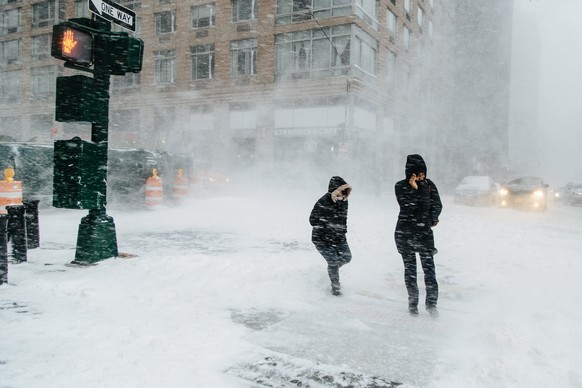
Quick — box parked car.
[498,176,549,211]
[563,182,582,205]
[454,175,498,206]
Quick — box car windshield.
[508,177,542,186]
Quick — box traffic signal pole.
[74,66,118,265]
[51,16,143,264]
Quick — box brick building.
[1,0,479,186]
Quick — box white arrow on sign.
[88,0,136,32]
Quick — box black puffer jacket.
[394,154,442,254]
[309,176,352,245]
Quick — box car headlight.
[499,188,508,196]
[533,190,545,198]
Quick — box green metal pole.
[73,26,118,265]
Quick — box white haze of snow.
[513,0,582,185]
[1,184,582,388]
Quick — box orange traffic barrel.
[1,167,23,214]
[172,168,189,204]
[145,169,163,208]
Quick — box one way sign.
[89,0,136,32]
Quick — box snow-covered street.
[1,186,582,388]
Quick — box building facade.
[1,0,512,189]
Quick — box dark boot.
[408,295,419,316]
[409,304,419,316]
[426,305,439,318]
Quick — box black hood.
[328,176,347,193]
[405,154,427,180]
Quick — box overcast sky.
[513,0,582,186]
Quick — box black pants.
[314,241,352,285]
[401,250,438,308]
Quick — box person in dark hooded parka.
[310,176,352,296]
[394,154,442,316]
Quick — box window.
[403,0,411,13]
[155,11,176,35]
[154,50,176,84]
[32,0,64,28]
[0,70,20,103]
[275,25,351,81]
[289,39,311,78]
[229,103,256,129]
[354,104,376,131]
[354,36,376,76]
[192,3,215,28]
[32,34,51,59]
[31,65,56,98]
[386,50,396,87]
[1,8,21,35]
[232,0,257,22]
[386,9,397,36]
[273,97,345,137]
[355,0,377,26]
[74,0,89,17]
[276,0,351,25]
[191,44,214,80]
[429,20,433,37]
[417,6,423,27]
[119,0,142,7]
[0,39,20,64]
[111,73,141,93]
[231,38,257,76]
[403,26,410,49]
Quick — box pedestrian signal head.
[52,23,93,66]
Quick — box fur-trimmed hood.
[328,176,352,203]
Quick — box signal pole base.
[73,209,118,265]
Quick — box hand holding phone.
[409,173,419,190]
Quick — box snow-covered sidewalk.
[1,189,582,387]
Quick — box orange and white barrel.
[172,168,189,204]
[145,169,163,208]
[1,167,23,214]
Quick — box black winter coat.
[394,155,442,254]
[309,176,352,245]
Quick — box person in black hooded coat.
[309,176,352,296]
[394,154,442,316]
